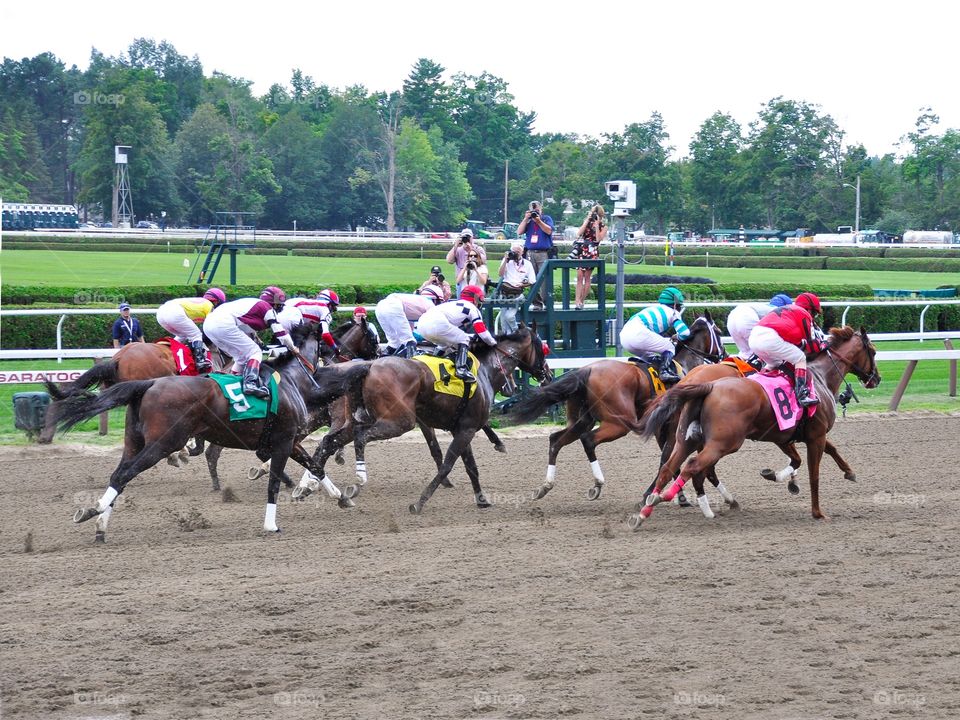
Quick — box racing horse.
[54,323,372,542]
[504,313,725,501]
[632,326,880,528]
[638,352,859,518]
[294,324,552,514]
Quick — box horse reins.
[495,344,549,383]
[677,320,726,364]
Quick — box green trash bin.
[13,391,51,438]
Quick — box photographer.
[418,264,452,300]
[446,228,487,295]
[497,242,536,333]
[572,204,607,309]
[517,200,554,309]
[456,249,489,293]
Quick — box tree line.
[1,38,958,234]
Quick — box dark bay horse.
[54,325,372,542]
[294,324,552,514]
[639,354,858,518]
[504,314,725,501]
[633,326,880,528]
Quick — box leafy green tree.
[402,58,453,136]
[689,112,745,229]
[423,126,472,229]
[258,110,329,229]
[0,110,51,200]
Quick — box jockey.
[726,293,792,360]
[155,287,226,373]
[203,286,300,399]
[619,286,689,383]
[748,291,824,408]
[415,284,496,383]
[374,285,444,358]
[279,289,341,351]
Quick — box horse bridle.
[495,338,551,383]
[676,319,726,364]
[826,331,880,387]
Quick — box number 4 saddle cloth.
[748,369,816,432]
[208,372,280,421]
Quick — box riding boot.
[241,359,270,399]
[190,340,212,373]
[398,340,417,359]
[658,351,680,383]
[454,343,476,383]
[794,368,818,408]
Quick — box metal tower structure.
[112,145,133,228]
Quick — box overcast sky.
[2,0,952,158]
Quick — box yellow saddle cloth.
[411,353,480,398]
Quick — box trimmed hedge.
[825,257,960,272]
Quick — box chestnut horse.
[632,326,880,528]
[504,314,725,501]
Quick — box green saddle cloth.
[208,371,280,421]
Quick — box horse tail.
[56,379,156,434]
[504,368,591,424]
[45,360,119,399]
[639,383,714,441]
[310,362,373,407]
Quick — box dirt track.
[1,415,959,719]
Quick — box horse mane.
[332,320,357,338]
[827,325,855,347]
[472,327,533,360]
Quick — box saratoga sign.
[0,370,83,385]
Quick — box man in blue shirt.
[112,302,145,347]
[517,200,554,309]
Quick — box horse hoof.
[263,525,281,534]
[94,531,106,544]
[334,452,346,466]
[475,493,493,509]
[291,486,311,501]
[533,485,552,501]
[440,478,454,489]
[760,468,776,482]
[493,443,507,454]
[409,503,422,515]
[677,493,692,508]
[211,483,221,492]
[338,496,355,509]
[626,513,644,531]
[73,507,98,524]
[727,499,741,510]
[344,484,361,500]
[178,451,190,464]
[845,472,857,482]
[788,481,800,496]
[166,456,181,468]
[587,484,603,501]
[247,466,267,481]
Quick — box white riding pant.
[276,306,304,333]
[156,302,202,344]
[417,313,469,349]
[620,321,673,356]
[726,305,762,358]
[748,325,806,369]
[203,317,262,367]
[375,297,415,348]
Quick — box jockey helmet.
[353,305,367,318]
[460,284,485,306]
[795,292,822,315]
[203,287,227,307]
[259,286,286,308]
[419,285,445,305]
[317,289,340,308]
[658,286,685,309]
[769,293,792,307]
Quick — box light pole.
[842,175,861,235]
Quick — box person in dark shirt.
[112,302,145,347]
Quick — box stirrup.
[242,380,269,399]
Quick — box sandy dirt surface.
[1,415,958,719]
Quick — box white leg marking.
[685,421,701,441]
[355,461,368,485]
[775,465,797,483]
[716,482,736,504]
[697,494,715,519]
[589,460,605,484]
[320,475,341,499]
[96,505,114,533]
[263,503,279,532]
[96,487,119,514]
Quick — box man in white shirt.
[497,242,536,334]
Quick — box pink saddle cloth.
[747,370,816,431]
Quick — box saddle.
[720,356,761,377]
[626,356,682,395]
[411,353,479,399]
[747,368,816,434]
[156,338,204,376]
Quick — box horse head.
[332,319,381,361]
[481,323,552,386]
[676,312,726,366]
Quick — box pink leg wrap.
[639,504,654,519]
[661,476,686,502]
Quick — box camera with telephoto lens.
[529,210,539,220]
[568,239,587,260]
[506,250,520,262]
[466,261,476,270]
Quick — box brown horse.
[294,324,552,514]
[504,314,726,501]
[53,324,372,542]
[640,356,858,517]
[632,326,880,528]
